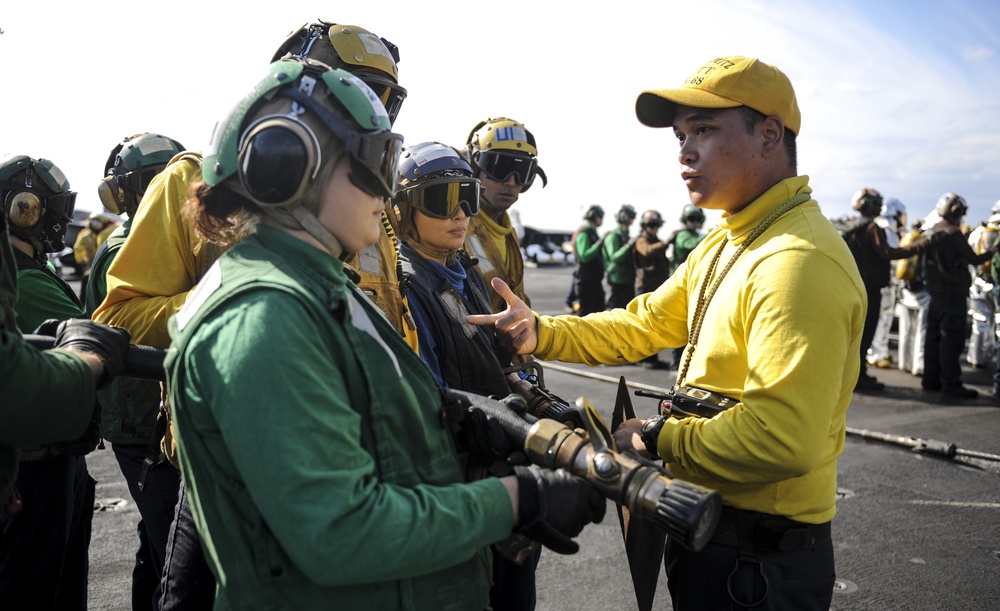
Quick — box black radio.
[664,386,739,419]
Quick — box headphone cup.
[5,191,44,229]
[237,117,319,207]
[97,175,125,215]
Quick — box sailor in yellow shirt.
[471,56,865,611]
[463,117,546,313]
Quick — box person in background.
[922,193,996,399]
[86,132,185,610]
[603,204,637,309]
[463,117,547,313]
[964,213,998,369]
[632,209,671,369]
[666,203,706,368]
[895,217,930,376]
[667,203,707,274]
[73,212,117,301]
[842,188,925,392]
[571,205,605,316]
[473,54,864,611]
[92,22,414,610]
[0,155,121,609]
[866,197,907,370]
[166,58,603,609]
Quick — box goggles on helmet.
[475,150,538,188]
[1,184,76,222]
[352,71,406,126]
[282,85,403,199]
[405,176,480,219]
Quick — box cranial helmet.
[616,204,637,224]
[203,59,403,257]
[851,188,883,217]
[584,204,605,221]
[681,204,705,223]
[466,117,547,191]
[396,141,480,220]
[271,21,406,125]
[640,209,663,228]
[935,192,968,219]
[0,155,77,254]
[98,133,185,216]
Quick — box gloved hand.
[31,318,62,336]
[459,402,518,466]
[514,465,606,554]
[51,319,131,388]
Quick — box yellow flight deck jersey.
[534,176,865,524]
[464,210,529,313]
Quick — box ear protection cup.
[4,190,45,229]
[97,173,125,215]
[237,116,321,207]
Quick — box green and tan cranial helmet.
[271,21,406,124]
[98,132,185,216]
[466,117,547,191]
[203,59,403,257]
[0,155,77,254]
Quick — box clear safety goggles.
[405,176,480,219]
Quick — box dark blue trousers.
[159,480,216,610]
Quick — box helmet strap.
[407,238,458,266]
[266,203,346,261]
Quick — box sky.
[3,0,1000,233]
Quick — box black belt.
[709,505,831,553]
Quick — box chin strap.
[406,239,459,266]
[281,204,345,261]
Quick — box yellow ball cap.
[635,56,801,135]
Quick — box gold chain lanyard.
[675,194,811,388]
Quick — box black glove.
[52,319,132,388]
[514,465,606,554]
[459,403,518,466]
[31,318,62,336]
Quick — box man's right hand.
[466,278,539,355]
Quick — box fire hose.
[446,388,721,552]
[25,334,722,550]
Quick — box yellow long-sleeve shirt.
[93,155,210,348]
[535,176,865,524]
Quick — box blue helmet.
[396,142,480,219]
